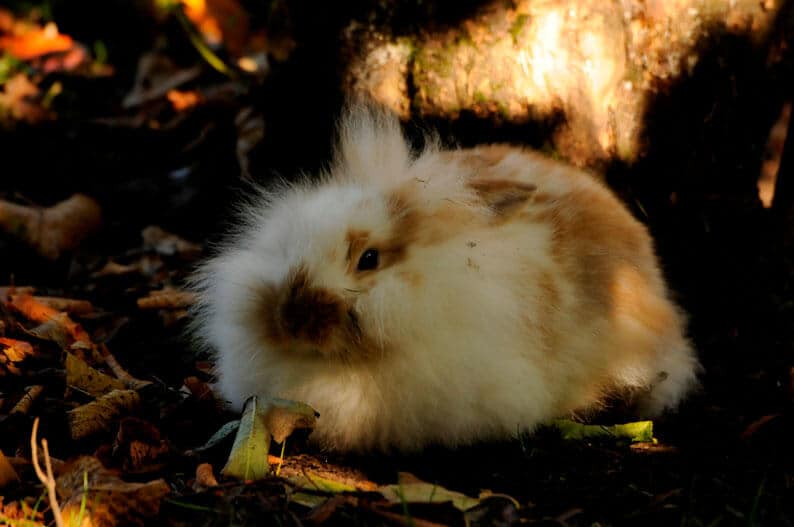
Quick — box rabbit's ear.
[468,179,537,218]
[334,104,414,184]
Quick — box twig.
[30,418,65,527]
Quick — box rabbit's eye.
[356,248,379,271]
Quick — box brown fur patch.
[279,268,344,345]
[251,267,384,361]
[468,178,537,218]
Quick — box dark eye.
[356,248,379,271]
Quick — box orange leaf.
[0,22,73,60]
[181,0,249,56]
[0,337,35,362]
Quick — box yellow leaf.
[65,352,126,397]
[221,396,271,481]
[379,474,480,512]
[67,390,141,440]
[220,395,318,481]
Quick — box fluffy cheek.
[253,268,381,360]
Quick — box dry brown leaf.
[141,225,202,258]
[10,293,100,361]
[113,418,169,473]
[67,390,141,440]
[34,296,94,316]
[136,288,197,310]
[0,450,19,487]
[57,456,169,527]
[194,462,219,489]
[90,260,139,278]
[10,384,43,415]
[0,193,101,260]
[0,337,36,362]
[66,352,126,398]
[0,72,51,123]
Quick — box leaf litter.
[0,1,791,526]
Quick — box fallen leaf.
[0,72,51,123]
[141,225,202,259]
[136,288,197,310]
[33,296,94,316]
[9,384,43,415]
[188,419,240,455]
[112,418,169,473]
[0,194,101,260]
[24,312,78,350]
[0,337,36,362]
[67,389,141,440]
[0,22,74,60]
[65,352,126,398]
[0,450,19,487]
[262,397,318,444]
[221,397,270,480]
[194,463,219,489]
[550,419,655,443]
[57,456,169,527]
[379,473,480,512]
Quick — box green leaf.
[221,397,270,480]
[188,420,241,455]
[379,478,480,512]
[220,395,319,482]
[551,419,654,442]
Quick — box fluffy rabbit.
[190,107,699,452]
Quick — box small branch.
[30,418,65,527]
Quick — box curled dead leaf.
[263,397,318,444]
[57,456,169,527]
[0,193,101,260]
[67,389,141,440]
[65,352,126,398]
[0,72,51,123]
[113,418,169,473]
[136,288,197,310]
[141,225,202,258]
[194,463,219,489]
[0,337,36,362]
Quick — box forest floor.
[0,3,793,526]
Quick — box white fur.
[190,107,699,452]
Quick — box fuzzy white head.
[190,106,699,452]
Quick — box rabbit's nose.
[280,275,343,344]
